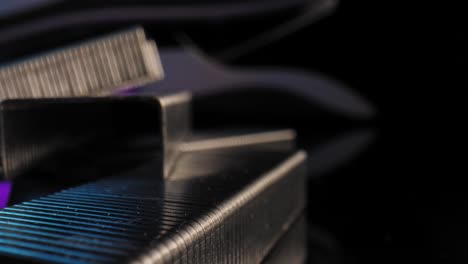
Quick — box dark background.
[229,1,467,263]
[263,2,466,263]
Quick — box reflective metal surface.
[0,27,163,99]
[0,143,306,263]
[0,95,187,180]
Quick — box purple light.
[0,181,12,209]
[116,87,138,96]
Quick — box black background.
[225,1,466,263]
[241,1,466,263]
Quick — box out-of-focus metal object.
[0,0,59,17]
[0,0,338,61]
[0,27,163,99]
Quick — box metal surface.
[0,93,190,180]
[0,145,306,263]
[158,92,192,178]
[262,214,306,264]
[180,130,296,152]
[0,27,163,99]
[0,92,306,263]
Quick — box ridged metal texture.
[0,97,164,181]
[0,146,306,263]
[0,27,163,99]
[0,92,190,181]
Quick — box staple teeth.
[0,151,305,263]
[0,28,163,99]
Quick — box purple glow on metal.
[116,87,138,96]
[0,181,12,209]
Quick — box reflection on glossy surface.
[263,214,306,264]
[307,129,375,178]
[307,224,343,264]
[263,214,345,264]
